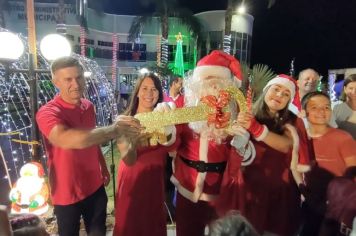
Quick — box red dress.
[113,145,174,236]
[217,118,310,236]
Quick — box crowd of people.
[1,51,355,236]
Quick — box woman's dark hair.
[208,210,260,236]
[301,91,330,110]
[124,73,163,116]
[253,85,295,134]
[10,214,48,236]
[340,74,356,101]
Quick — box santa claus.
[9,162,49,215]
[171,50,255,236]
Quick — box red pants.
[175,192,218,236]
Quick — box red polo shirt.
[36,95,103,205]
[163,93,185,108]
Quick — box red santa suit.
[170,50,245,236]
[171,124,242,236]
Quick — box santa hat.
[263,74,301,113]
[192,50,243,87]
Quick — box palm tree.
[0,0,10,28]
[128,0,202,69]
[224,0,276,54]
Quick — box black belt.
[180,156,227,173]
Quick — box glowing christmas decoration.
[160,37,169,68]
[173,32,184,77]
[223,34,232,55]
[9,162,49,215]
[0,31,118,188]
[317,76,323,92]
[156,36,161,67]
[328,73,337,101]
[246,75,253,111]
[112,34,118,87]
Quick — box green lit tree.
[128,0,202,69]
[173,32,184,76]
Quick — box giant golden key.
[134,86,247,145]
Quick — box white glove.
[153,102,176,145]
[230,127,256,166]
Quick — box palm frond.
[128,15,152,42]
[170,8,202,40]
[251,64,276,100]
[267,0,276,8]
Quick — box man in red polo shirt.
[163,75,184,108]
[36,56,141,236]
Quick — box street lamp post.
[0,31,71,161]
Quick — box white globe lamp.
[40,34,71,61]
[0,32,25,61]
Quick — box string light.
[156,35,161,67]
[223,34,232,54]
[160,37,169,68]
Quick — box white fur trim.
[297,164,312,173]
[170,175,217,202]
[254,125,269,141]
[288,103,300,115]
[170,136,217,202]
[241,141,256,166]
[264,76,296,99]
[193,65,232,82]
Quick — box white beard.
[185,76,237,144]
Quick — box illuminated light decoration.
[223,34,232,55]
[246,75,253,111]
[84,71,92,77]
[80,26,86,56]
[0,32,24,61]
[40,34,71,61]
[328,73,337,102]
[160,37,169,68]
[112,34,118,88]
[289,58,295,78]
[173,32,184,77]
[9,162,49,215]
[156,36,161,67]
[0,30,118,189]
[139,68,149,74]
[317,76,323,92]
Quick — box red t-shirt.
[312,128,356,176]
[36,95,103,205]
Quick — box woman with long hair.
[235,74,311,236]
[113,73,177,236]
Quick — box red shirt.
[36,95,103,205]
[163,93,185,108]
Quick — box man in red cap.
[171,50,255,236]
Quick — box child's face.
[305,95,332,125]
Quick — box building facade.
[4,1,254,93]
